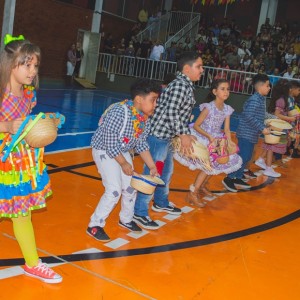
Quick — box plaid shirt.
[288,96,295,111]
[236,92,266,143]
[149,72,195,139]
[91,102,149,158]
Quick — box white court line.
[0,247,102,279]
[2,233,156,300]
[58,131,94,136]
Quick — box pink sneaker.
[24,260,62,284]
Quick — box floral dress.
[174,101,242,175]
[0,86,52,218]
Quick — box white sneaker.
[255,157,267,170]
[263,167,281,178]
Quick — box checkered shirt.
[288,96,295,111]
[149,72,195,139]
[236,92,266,144]
[91,102,150,158]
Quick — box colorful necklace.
[121,99,147,138]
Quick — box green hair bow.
[4,34,25,45]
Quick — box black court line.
[48,161,275,193]
[1,209,299,267]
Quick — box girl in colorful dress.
[174,79,242,207]
[255,79,294,177]
[0,35,62,283]
[87,79,160,242]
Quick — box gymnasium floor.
[0,82,299,300]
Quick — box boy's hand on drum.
[120,161,134,176]
[179,134,195,155]
[7,118,23,134]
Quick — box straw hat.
[172,137,212,171]
[25,113,65,148]
[264,131,284,144]
[265,119,292,130]
[130,173,165,194]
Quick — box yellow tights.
[11,212,39,267]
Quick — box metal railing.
[164,14,200,49]
[136,13,170,43]
[97,53,297,97]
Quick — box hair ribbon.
[4,34,25,45]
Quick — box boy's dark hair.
[130,78,160,99]
[177,51,201,72]
[289,80,300,89]
[163,73,176,85]
[252,73,269,86]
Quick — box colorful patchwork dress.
[0,86,52,218]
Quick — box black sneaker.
[86,226,110,242]
[152,202,182,215]
[133,214,159,230]
[243,170,257,179]
[233,178,251,189]
[222,177,238,192]
[119,220,142,232]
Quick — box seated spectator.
[238,42,251,59]
[269,68,281,86]
[225,46,241,69]
[149,40,164,61]
[211,23,221,37]
[183,37,193,50]
[291,59,299,74]
[166,42,177,62]
[264,52,276,74]
[277,56,288,75]
[241,54,252,69]
[140,38,152,58]
[283,66,295,79]
[285,47,297,65]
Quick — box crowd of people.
[102,16,300,83]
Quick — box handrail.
[97,53,299,97]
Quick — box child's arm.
[0,119,23,134]
[223,116,232,141]
[274,108,296,122]
[193,108,214,142]
[139,150,159,176]
[114,153,134,176]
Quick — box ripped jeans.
[88,148,136,228]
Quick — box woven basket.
[172,137,212,171]
[130,174,165,194]
[25,113,64,148]
[264,131,282,144]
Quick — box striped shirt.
[236,92,266,143]
[91,102,149,158]
[149,72,195,139]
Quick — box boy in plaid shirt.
[133,52,204,230]
[87,79,160,241]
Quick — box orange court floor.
[0,147,299,300]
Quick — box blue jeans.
[134,135,174,217]
[228,138,255,179]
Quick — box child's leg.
[11,212,39,267]
[265,149,273,167]
[119,152,136,224]
[88,149,122,228]
[186,171,207,207]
